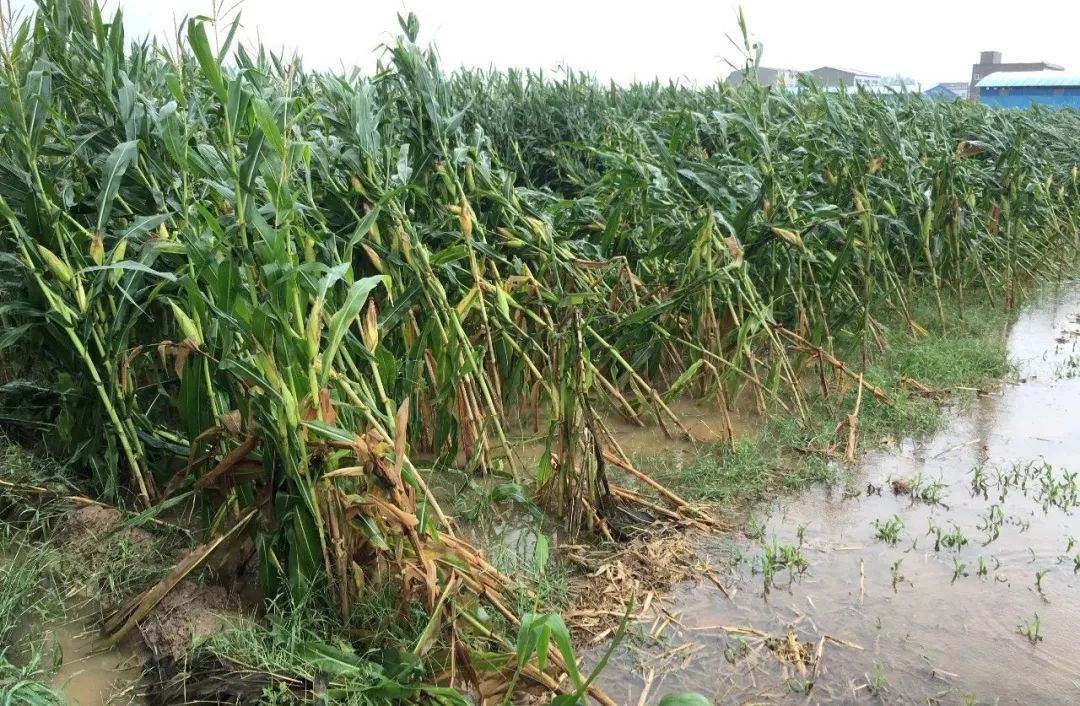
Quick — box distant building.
[725,66,800,88]
[807,66,881,88]
[925,82,969,100]
[976,71,1080,109]
[969,51,1062,99]
[821,83,920,96]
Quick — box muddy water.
[43,616,143,705]
[593,285,1080,705]
[3,543,146,705]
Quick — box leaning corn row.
[2,0,1080,640]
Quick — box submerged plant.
[724,637,751,665]
[1018,613,1043,644]
[939,523,969,552]
[978,504,1004,546]
[890,557,905,591]
[873,515,904,545]
[970,465,988,499]
[754,536,810,583]
[1035,569,1051,595]
[909,473,947,505]
[869,661,887,695]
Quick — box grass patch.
[485,532,572,616]
[193,597,445,706]
[859,292,1011,439]
[1,434,188,610]
[0,542,65,706]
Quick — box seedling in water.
[976,556,988,577]
[869,662,887,695]
[933,522,968,552]
[928,522,942,551]
[952,559,968,582]
[909,473,947,505]
[724,637,750,664]
[890,558,905,591]
[1035,569,1050,595]
[754,536,809,584]
[1018,613,1043,644]
[941,523,968,551]
[874,515,904,545]
[970,465,988,499]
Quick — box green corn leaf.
[302,420,356,443]
[79,261,177,281]
[252,97,285,156]
[346,510,390,551]
[287,509,321,597]
[322,275,389,382]
[0,323,35,350]
[96,140,138,234]
[298,642,383,678]
[533,533,549,575]
[187,19,226,103]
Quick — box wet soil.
[590,285,1080,704]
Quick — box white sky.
[10,0,1080,86]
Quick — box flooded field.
[9,287,1079,705]
[589,286,1080,704]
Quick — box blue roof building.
[977,71,1080,109]
[925,83,968,100]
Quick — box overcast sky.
[10,0,1080,86]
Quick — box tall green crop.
[1,0,1078,634]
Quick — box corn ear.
[89,234,104,265]
[169,301,203,346]
[36,244,73,285]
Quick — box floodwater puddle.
[42,615,144,705]
[591,284,1080,704]
[4,591,144,706]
